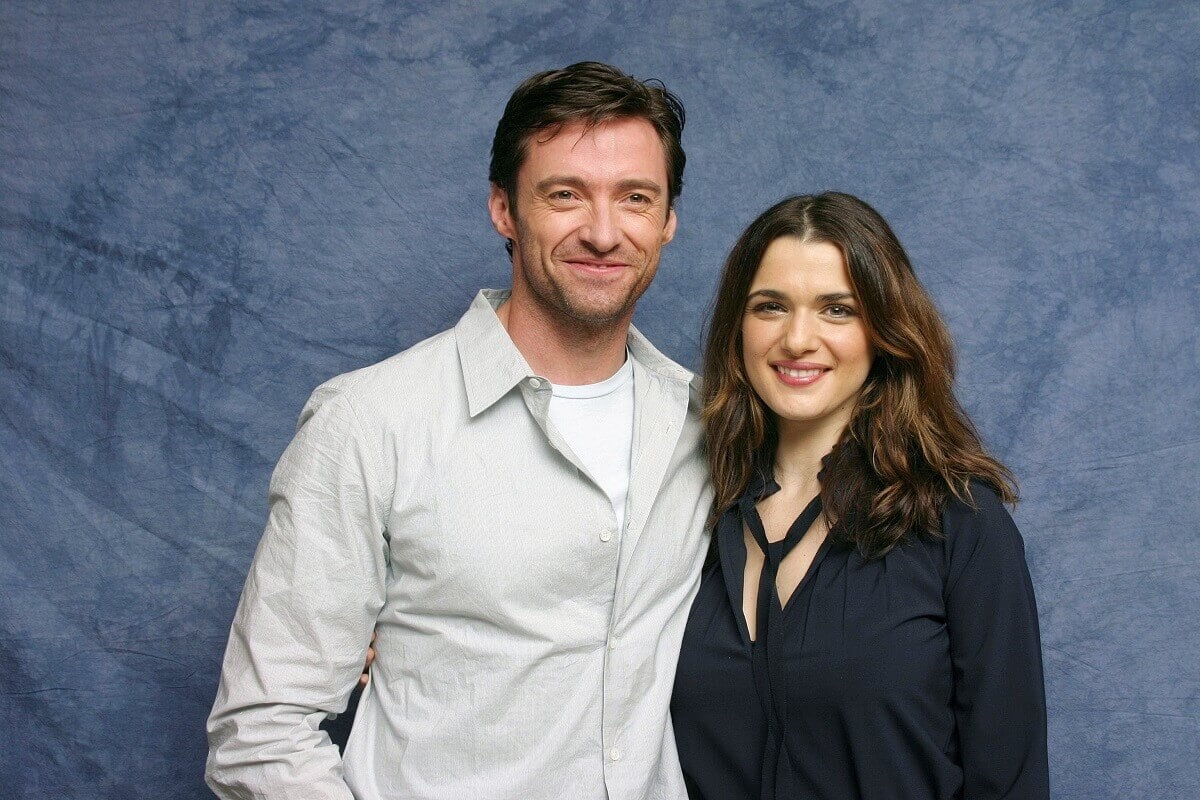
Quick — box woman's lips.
[773,363,828,386]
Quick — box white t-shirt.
[548,356,635,533]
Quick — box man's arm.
[206,389,389,799]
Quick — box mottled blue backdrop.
[2,1,1197,798]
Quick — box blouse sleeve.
[943,484,1050,799]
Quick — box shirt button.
[609,746,622,762]
[599,529,612,542]
[528,378,542,389]
[607,638,617,651]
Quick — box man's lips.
[772,362,829,387]
[563,258,630,270]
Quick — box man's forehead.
[518,117,669,182]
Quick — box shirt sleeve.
[943,484,1050,800]
[205,387,389,799]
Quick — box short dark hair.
[490,61,686,206]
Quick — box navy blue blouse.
[671,476,1049,799]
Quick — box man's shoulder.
[326,327,457,394]
[299,326,461,427]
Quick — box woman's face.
[741,236,873,437]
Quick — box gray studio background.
[2,1,1197,797]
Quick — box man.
[206,62,713,799]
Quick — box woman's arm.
[944,485,1050,799]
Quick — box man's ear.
[488,184,516,239]
[661,206,678,246]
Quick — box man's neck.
[497,298,631,386]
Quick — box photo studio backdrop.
[2,1,1197,797]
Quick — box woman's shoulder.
[938,479,1029,585]
[942,479,1012,527]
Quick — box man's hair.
[702,192,1016,558]
[489,61,686,207]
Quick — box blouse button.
[600,529,613,542]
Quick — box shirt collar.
[455,289,700,417]
[743,465,780,504]
[625,321,697,388]
[455,290,533,417]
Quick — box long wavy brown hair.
[703,192,1016,557]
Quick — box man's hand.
[359,631,376,688]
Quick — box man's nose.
[578,204,620,252]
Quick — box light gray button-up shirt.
[206,290,713,800]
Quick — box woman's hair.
[702,192,1016,557]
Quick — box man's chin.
[560,304,633,328]
[516,273,646,330]
[552,285,647,326]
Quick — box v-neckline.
[718,491,832,647]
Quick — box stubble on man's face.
[510,217,646,328]
[493,117,678,333]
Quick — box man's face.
[488,117,677,329]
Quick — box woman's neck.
[772,415,848,495]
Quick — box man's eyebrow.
[535,176,587,193]
[614,178,664,194]
[533,176,665,194]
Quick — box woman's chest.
[688,543,953,697]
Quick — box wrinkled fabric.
[206,291,712,799]
[2,2,1198,799]
[674,482,1048,799]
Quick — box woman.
[671,193,1048,799]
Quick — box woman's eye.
[750,301,785,314]
[826,304,856,318]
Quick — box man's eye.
[628,193,648,204]
[552,190,575,200]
